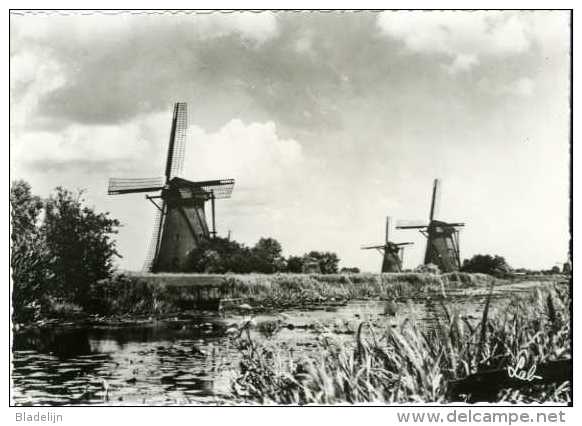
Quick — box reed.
[87,270,563,317]
[88,272,499,315]
[229,284,571,404]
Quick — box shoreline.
[13,273,567,332]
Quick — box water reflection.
[12,319,236,405]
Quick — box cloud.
[10,11,280,128]
[185,119,304,189]
[11,115,163,174]
[444,53,479,75]
[10,11,349,133]
[478,76,535,97]
[509,77,535,97]
[293,30,315,55]
[12,111,304,193]
[11,11,278,46]
[10,49,66,131]
[377,11,531,73]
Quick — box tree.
[304,251,340,274]
[461,254,511,277]
[42,187,120,305]
[11,180,43,239]
[340,267,360,274]
[11,182,121,319]
[187,237,289,274]
[186,238,339,275]
[198,250,224,273]
[286,256,304,273]
[10,181,52,321]
[187,237,252,273]
[251,238,286,273]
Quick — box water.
[11,281,544,405]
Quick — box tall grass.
[220,272,482,305]
[230,284,571,404]
[87,271,558,316]
[89,271,499,315]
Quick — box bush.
[186,237,342,275]
[186,237,286,274]
[10,181,121,321]
[250,238,287,273]
[43,187,120,306]
[303,251,340,274]
[461,254,511,277]
[10,181,52,322]
[415,263,440,274]
[286,256,304,273]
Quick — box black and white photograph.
[8,7,573,413]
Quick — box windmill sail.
[108,102,236,273]
[385,216,392,243]
[142,200,166,272]
[396,219,428,229]
[165,102,188,181]
[173,178,236,200]
[429,178,441,221]
[361,244,386,250]
[108,177,165,195]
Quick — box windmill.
[396,179,464,273]
[361,216,413,273]
[107,102,235,272]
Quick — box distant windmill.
[107,102,235,272]
[396,179,464,272]
[361,216,413,273]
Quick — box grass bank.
[219,272,497,306]
[82,271,567,317]
[229,284,571,404]
[86,272,503,316]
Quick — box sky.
[10,10,571,272]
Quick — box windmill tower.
[396,179,464,272]
[361,216,413,273]
[107,102,235,272]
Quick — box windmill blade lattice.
[429,178,442,221]
[167,102,188,180]
[188,179,236,199]
[142,200,166,272]
[385,216,392,243]
[396,219,428,229]
[108,177,165,195]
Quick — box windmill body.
[422,220,462,272]
[152,177,234,271]
[380,242,408,273]
[362,216,413,273]
[107,103,235,272]
[397,179,464,273]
